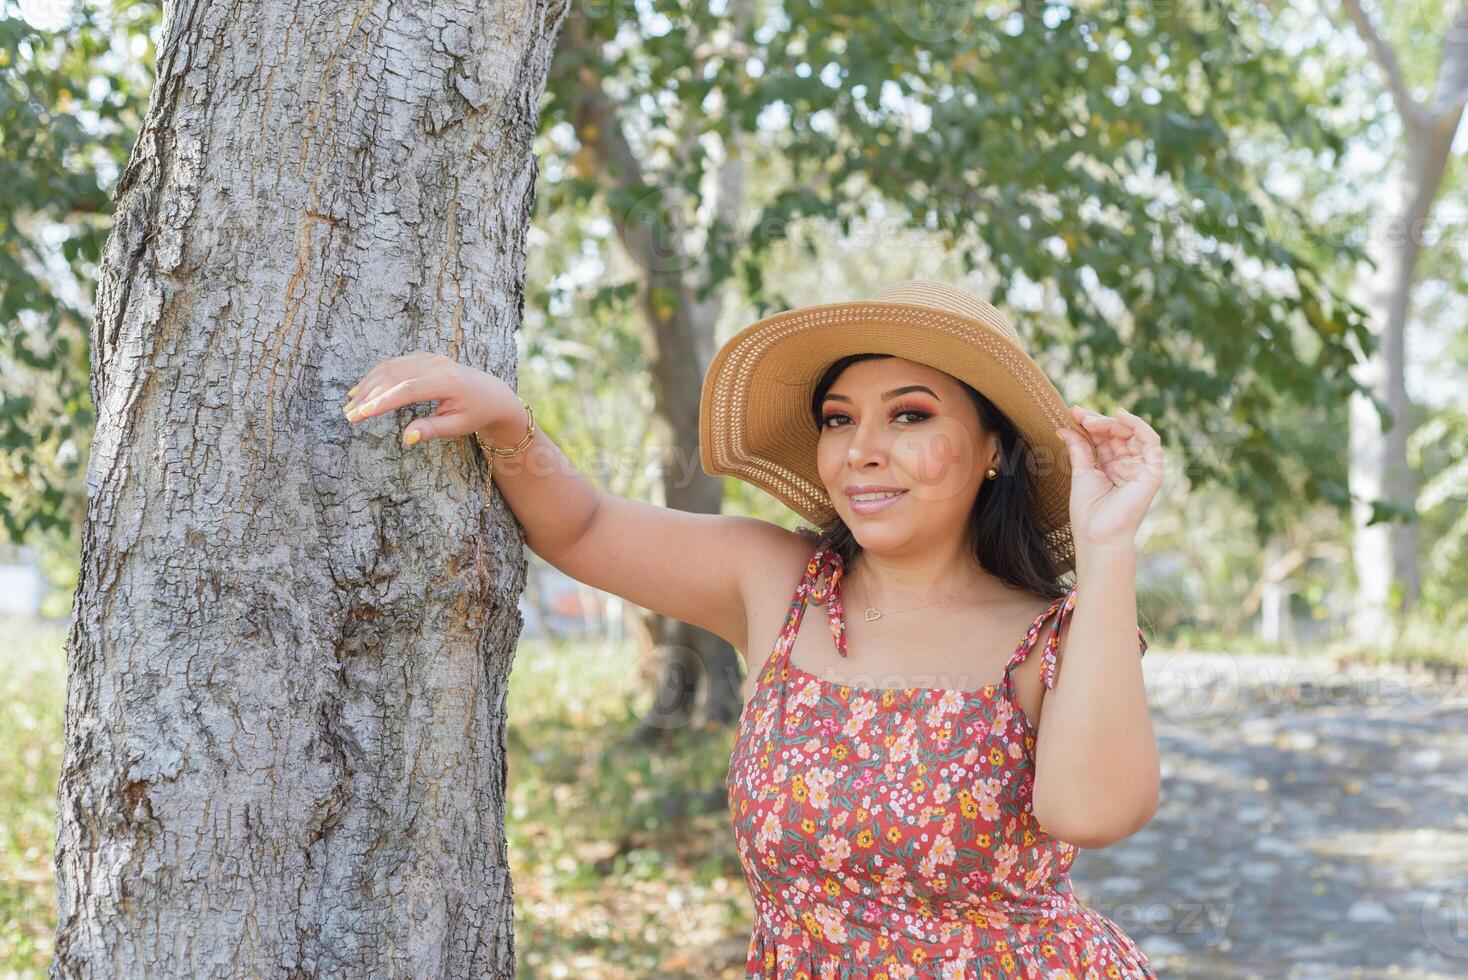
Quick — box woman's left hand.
[1055,405,1165,551]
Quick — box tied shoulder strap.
[1008,587,1150,691]
[803,548,849,658]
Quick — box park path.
[1071,649,1468,978]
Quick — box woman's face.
[816,356,994,552]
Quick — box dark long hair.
[799,353,1069,602]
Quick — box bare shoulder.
[732,526,818,656]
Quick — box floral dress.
[726,543,1156,979]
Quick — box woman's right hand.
[342,353,521,447]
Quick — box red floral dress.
[726,543,1155,979]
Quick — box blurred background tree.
[1331,0,1468,637]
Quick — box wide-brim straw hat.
[699,278,1091,574]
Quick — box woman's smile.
[847,489,908,515]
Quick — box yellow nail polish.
[403,429,421,447]
[348,386,358,396]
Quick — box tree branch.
[1338,0,1429,129]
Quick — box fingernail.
[348,386,358,396]
[403,429,421,447]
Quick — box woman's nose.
[847,419,888,464]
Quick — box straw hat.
[698,278,1091,574]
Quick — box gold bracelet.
[474,398,535,500]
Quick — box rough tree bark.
[53,0,566,975]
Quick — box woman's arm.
[344,354,800,651]
[1030,404,1166,848]
[1029,544,1159,848]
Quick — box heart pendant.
[865,608,881,622]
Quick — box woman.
[342,279,1164,978]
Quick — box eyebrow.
[823,385,941,404]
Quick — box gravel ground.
[1069,649,1468,979]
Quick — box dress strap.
[779,546,849,659]
[1002,586,1150,692]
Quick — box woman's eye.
[821,409,929,428]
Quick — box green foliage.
[0,0,158,540]
[537,0,1378,553]
[519,259,664,499]
[1410,405,1468,616]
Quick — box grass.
[505,633,753,977]
[0,617,67,976]
[1327,608,1468,675]
[1173,613,1468,677]
[0,618,753,978]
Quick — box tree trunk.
[557,10,751,736]
[1347,124,1443,636]
[53,1,566,976]
[635,366,747,737]
[1339,0,1468,640]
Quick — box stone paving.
[1069,650,1468,978]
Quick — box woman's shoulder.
[736,524,823,604]
[993,577,1070,617]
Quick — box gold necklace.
[854,564,984,622]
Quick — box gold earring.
[985,466,998,480]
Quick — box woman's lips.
[847,490,907,516]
